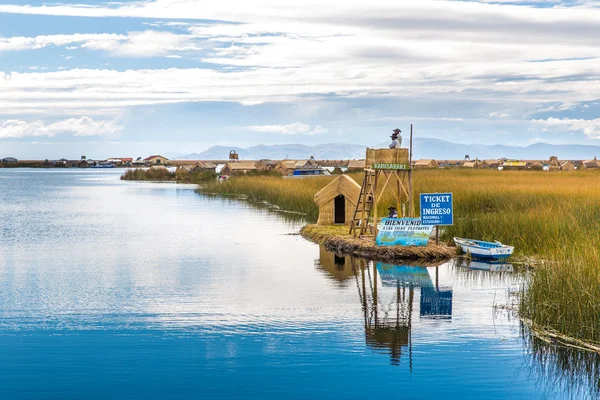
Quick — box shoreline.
[300,224,457,263]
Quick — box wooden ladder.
[350,169,376,237]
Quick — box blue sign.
[375,218,434,247]
[420,193,453,226]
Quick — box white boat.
[453,237,514,260]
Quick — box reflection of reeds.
[523,325,600,398]
[199,169,600,344]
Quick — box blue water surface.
[0,169,592,399]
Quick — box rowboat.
[453,237,514,260]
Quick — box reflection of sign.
[376,218,433,247]
[373,163,410,170]
[420,193,453,226]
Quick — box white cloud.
[247,122,328,135]
[0,0,599,120]
[531,117,600,138]
[489,112,510,119]
[0,117,122,138]
[0,30,198,57]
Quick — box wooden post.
[373,171,379,237]
[408,124,414,217]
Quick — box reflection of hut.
[314,175,361,226]
[315,246,357,287]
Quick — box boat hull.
[453,237,514,261]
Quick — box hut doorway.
[334,194,346,224]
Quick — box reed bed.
[301,224,456,262]
[199,169,600,344]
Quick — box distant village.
[2,152,600,175]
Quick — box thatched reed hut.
[220,161,257,176]
[347,159,366,172]
[548,156,561,171]
[314,175,361,226]
[583,157,600,169]
[413,159,438,169]
[560,161,576,171]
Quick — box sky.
[0,0,599,159]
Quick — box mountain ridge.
[175,139,600,161]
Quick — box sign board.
[373,162,410,170]
[375,218,434,247]
[420,193,453,226]
[365,148,410,171]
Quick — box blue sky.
[0,0,599,158]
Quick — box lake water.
[0,169,597,399]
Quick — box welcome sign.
[376,218,434,247]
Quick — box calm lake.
[0,169,597,399]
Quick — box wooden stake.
[408,124,414,217]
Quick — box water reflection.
[316,247,453,367]
[524,331,600,398]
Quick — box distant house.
[190,161,216,173]
[2,157,17,165]
[347,159,366,172]
[462,159,482,168]
[255,159,278,172]
[501,160,528,170]
[43,159,52,168]
[560,161,576,171]
[413,159,438,169]
[220,161,258,176]
[528,161,544,170]
[547,156,561,172]
[143,155,169,166]
[175,165,193,175]
[107,158,133,166]
[481,160,500,169]
[274,158,323,176]
[583,157,600,169]
[132,157,145,167]
[77,159,90,168]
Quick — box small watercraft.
[453,237,514,260]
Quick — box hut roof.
[193,161,216,169]
[502,161,528,167]
[314,175,361,207]
[414,159,435,166]
[347,159,366,169]
[143,155,169,161]
[224,161,257,170]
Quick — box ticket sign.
[420,193,453,226]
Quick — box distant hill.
[176,139,600,161]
